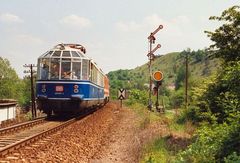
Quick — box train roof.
[38,43,106,75]
[39,43,89,60]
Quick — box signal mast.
[147,25,163,110]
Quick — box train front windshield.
[37,50,89,80]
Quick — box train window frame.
[62,51,71,57]
[38,58,50,80]
[44,51,53,57]
[71,51,80,58]
[72,61,81,80]
[90,63,97,84]
[61,58,71,80]
[82,59,89,80]
[89,61,105,86]
[77,51,85,58]
[38,45,93,81]
[50,58,61,80]
[52,51,62,57]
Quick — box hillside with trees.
[108,50,220,96]
[108,49,220,110]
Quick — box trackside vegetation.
[176,6,240,162]
[124,90,193,163]
[109,5,240,162]
[0,57,32,108]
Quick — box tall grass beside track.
[125,101,194,163]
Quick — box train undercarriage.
[37,98,106,117]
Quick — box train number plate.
[55,86,64,92]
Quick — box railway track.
[0,116,46,136]
[0,108,97,157]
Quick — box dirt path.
[91,105,142,162]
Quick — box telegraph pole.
[185,52,189,109]
[23,64,37,119]
[147,25,163,110]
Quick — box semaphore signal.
[147,25,163,111]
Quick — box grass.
[125,101,194,163]
[166,112,185,133]
[24,111,33,120]
[125,101,162,129]
[141,137,174,163]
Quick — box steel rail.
[0,118,75,157]
[0,107,97,158]
[0,116,46,136]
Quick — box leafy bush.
[176,121,240,162]
[177,105,215,124]
[224,152,240,163]
[195,61,240,123]
[126,89,149,106]
[169,88,184,109]
[178,61,240,124]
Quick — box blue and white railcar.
[36,44,107,116]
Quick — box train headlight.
[74,89,79,93]
[73,85,79,89]
[42,84,46,93]
[73,85,79,93]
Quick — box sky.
[0,0,239,78]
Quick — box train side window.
[82,59,89,80]
[90,63,98,84]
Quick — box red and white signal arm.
[153,71,163,81]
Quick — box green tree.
[205,5,240,62]
[191,49,206,63]
[170,87,184,109]
[0,57,32,107]
[0,57,20,99]
[202,5,240,123]
[174,66,185,90]
[18,77,32,107]
[177,5,240,162]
